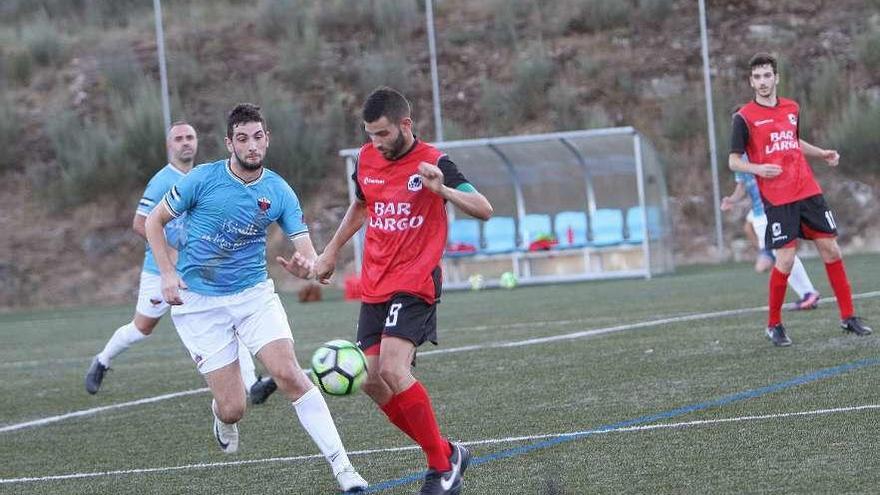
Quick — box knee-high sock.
[237,341,258,391]
[97,322,147,366]
[786,256,817,298]
[392,381,452,472]
[380,396,418,443]
[825,260,854,319]
[768,267,789,327]
[292,387,352,475]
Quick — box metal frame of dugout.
[339,127,674,290]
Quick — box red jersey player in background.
[315,87,492,494]
[729,52,871,346]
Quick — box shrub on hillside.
[44,81,165,207]
[314,0,419,45]
[856,30,880,81]
[0,95,19,173]
[828,95,880,176]
[478,78,515,135]
[637,0,674,23]
[259,0,310,41]
[7,50,33,86]
[255,82,356,198]
[23,16,64,67]
[561,0,631,34]
[278,24,324,90]
[45,111,116,207]
[511,49,555,121]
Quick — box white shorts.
[170,279,294,374]
[135,271,170,319]
[750,213,768,250]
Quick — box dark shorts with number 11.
[764,194,837,250]
[356,267,442,354]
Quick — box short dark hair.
[168,119,192,132]
[748,52,777,74]
[226,103,266,138]
[362,87,411,123]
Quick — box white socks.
[787,256,817,298]
[292,387,352,475]
[97,322,147,366]
[237,341,258,391]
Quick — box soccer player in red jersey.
[729,52,872,346]
[315,87,493,494]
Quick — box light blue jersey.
[162,160,308,296]
[138,164,188,275]
[734,172,764,217]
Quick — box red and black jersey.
[730,97,821,206]
[353,140,467,304]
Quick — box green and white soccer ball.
[310,339,367,396]
[499,271,518,289]
[468,273,485,291]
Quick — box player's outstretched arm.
[314,200,368,284]
[145,205,186,305]
[799,139,839,166]
[417,162,493,220]
[277,235,318,280]
[721,182,746,212]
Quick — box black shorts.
[764,194,838,249]
[356,267,442,353]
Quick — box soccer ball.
[468,273,485,291]
[310,340,367,396]
[499,271,518,289]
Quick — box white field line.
[421,290,880,356]
[3,290,878,434]
[3,290,878,369]
[2,404,877,485]
[0,388,209,433]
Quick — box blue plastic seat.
[626,206,645,244]
[647,205,663,239]
[446,218,481,256]
[554,211,588,248]
[520,214,552,247]
[590,208,624,247]
[483,216,517,254]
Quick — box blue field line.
[362,356,880,492]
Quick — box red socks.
[383,381,452,471]
[825,259,854,319]
[379,396,417,443]
[768,267,789,327]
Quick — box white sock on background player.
[787,256,817,298]
[97,322,147,366]
[236,341,258,391]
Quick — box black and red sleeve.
[350,162,365,201]
[438,156,469,189]
[729,113,749,154]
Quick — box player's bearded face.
[381,128,407,160]
[167,124,198,164]
[366,116,411,160]
[234,147,263,170]
[228,122,268,170]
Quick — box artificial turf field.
[2,254,879,494]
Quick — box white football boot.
[335,464,368,493]
[212,401,239,454]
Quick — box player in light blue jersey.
[722,164,820,310]
[85,122,277,405]
[145,104,367,492]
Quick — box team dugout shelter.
[339,127,674,289]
